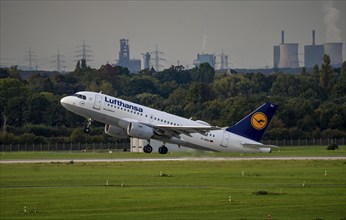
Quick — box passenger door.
[93,95,102,110]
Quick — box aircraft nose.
[60,96,74,109]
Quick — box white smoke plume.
[202,32,208,52]
[323,1,342,43]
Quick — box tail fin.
[226,103,278,142]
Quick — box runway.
[0,156,345,164]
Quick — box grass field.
[0,148,345,220]
[1,145,345,160]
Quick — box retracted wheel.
[158,145,168,154]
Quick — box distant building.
[142,52,151,69]
[273,45,280,69]
[304,30,324,68]
[193,53,216,68]
[279,43,299,68]
[115,39,141,73]
[304,45,324,68]
[273,31,299,69]
[324,43,343,66]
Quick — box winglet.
[226,103,278,142]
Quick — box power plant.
[275,30,344,69]
[304,30,324,68]
[116,39,141,73]
[193,53,216,68]
[274,31,299,69]
[324,42,343,66]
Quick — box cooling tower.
[273,45,280,68]
[278,43,299,68]
[323,43,343,66]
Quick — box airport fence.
[0,142,130,152]
[0,138,345,152]
[262,138,345,147]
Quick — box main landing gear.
[84,118,92,134]
[143,144,153,153]
[143,144,168,154]
[158,145,168,154]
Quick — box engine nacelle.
[127,122,154,140]
[259,148,272,153]
[104,124,128,138]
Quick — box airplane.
[60,91,278,154]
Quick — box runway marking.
[0,156,345,164]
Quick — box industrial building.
[304,30,324,68]
[304,30,343,68]
[142,52,151,69]
[324,42,343,66]
[193,53,216,68]
[273,31,300,69]
[115,39,141,73]
[275,30,344,69]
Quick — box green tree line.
[1,56,345,144]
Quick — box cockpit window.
[73,94,86,100]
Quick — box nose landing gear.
[84,118,92,134]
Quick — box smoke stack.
[312,30,316,45]
[281,30,285,44]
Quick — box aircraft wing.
[144,123,220,137]
[241,142,279,149]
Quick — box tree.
[312,64,319,81]
[191,63,215,83]
[124,75,159,96]
[301,67,308,76]
[75,60,81,72]
[23,94,50,124]
[0,68,10,78]
[0,78,27,132]
[8,66,21,79]
[320,54,333,92]
[341,61,346,81]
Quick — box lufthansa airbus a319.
[61,91,278,154]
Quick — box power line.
[24,48,37,70]
[51,50,66,72]
[150,44,166,72]
[75,40,93,67]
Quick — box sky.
[1,0,345,71]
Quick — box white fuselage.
[61,91,270,153]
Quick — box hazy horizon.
[1,0,345,71]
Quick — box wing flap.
[155,124,220,135]
[141,122,220,138]
[242,143,278,149]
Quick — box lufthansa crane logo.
[251,112,267,130]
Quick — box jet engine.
[127,122,154,140]
[104,124,128,138]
